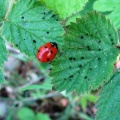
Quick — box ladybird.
[36,42,58,62]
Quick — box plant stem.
[0,92,62,102]
[68,94,76,108]
[16,76,45,91]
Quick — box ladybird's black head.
[50,42,58,50]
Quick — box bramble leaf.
[50,12,119,94]
[0,0,6,22]
[66,0,112,26]
[94,0,120,28]
[1,0,64,57]
[0,0,9,23]
[96,71,120,120]
[66,0,95,25]
[42,0,88,19]
[0,36,7,83]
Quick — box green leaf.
[79,113,94,120]
[96,71,120,120]
[20,83,51,91]
[118,29,120,42]
[116,29,120,49]
[87,94,97,103]
[80,96,87,110]
[0,36,7,83]
[94,0,120,28]
[80,93,97,109]
[35,113,51,120]
[42,0,88,19]
[0,0,9,23]
[20,85,51,91]
[20,76,52,91]
[66,0,111,26]
[80,0,95,16]
[0,70,5,84]
[0,0,6,22]
[1,0,64,57]
[50,12,119,94]
[66,0,95,25]
[118,28,120,36]
[17,107,35,120]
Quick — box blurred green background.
[0,42,97,120]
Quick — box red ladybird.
[36,42,58,62]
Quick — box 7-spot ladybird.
[36,42,58,62]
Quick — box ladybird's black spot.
[98,57,101,60]
[42,17,45,19]
[47,58,49,61]
[21,16,24,19]
[98,40,101,43]
[98,48,101,51]
[90,68,92,70]
[79,64,82,68]
[80,36,84,39]
[84,76,87,79]
[69,66,72,68]
[33,40,36,43]
[86,33,89,36]
[69,57,73,60]
[50,50,53,53]
[81,57,84,59]
[44,46,47,48]
[47,32,49,34]
[73,57,76,60]
[38,50,40,52]
[16,44,18,47]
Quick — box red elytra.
[36,42,58,62]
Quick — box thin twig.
[0,92,62,102]
[20,92,61,102]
